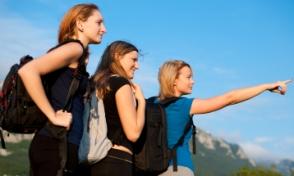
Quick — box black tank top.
[39,67,89,145]
[103,76,134,151]
[38,39,89,145]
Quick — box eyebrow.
[97,18,104,22]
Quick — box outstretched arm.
[190,80,291,115]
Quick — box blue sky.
[0,0,293,162]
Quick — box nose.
[101,23,107,34]
[134,61,139,69]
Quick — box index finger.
[285,79,293,85]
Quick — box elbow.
[125,130,141,143]
[18,64,39,81]
[18,63,32,78]
[18,66,27,79]
[226,91,237,105]
[18,66,24,76]
[127,136,139,143]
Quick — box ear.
[173,79,177,86]
[114,52,121,61]
[76,20,84,32]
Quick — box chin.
[183,92,191,95]
[184,90,192,94]
[92,40,101,44]
[92,37,102,44]
[128,73,134,79]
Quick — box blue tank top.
[163,97,194,171]
[39,67,89,145]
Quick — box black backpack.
[0,55,47,134]
[0,40,86,149]
[134,97,196,175]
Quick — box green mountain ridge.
[191,128,254,176]
[0,129,292,175]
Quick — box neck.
[173,89,182,97]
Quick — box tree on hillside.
[290,169,294,176]
[232,167,283,176]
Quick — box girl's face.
[82,10,106,44]
[174,66,194,95]
[119,51,139,79]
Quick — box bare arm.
[116,84,146,142]
[190,80,290,115]
[18,42,84,127]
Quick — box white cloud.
[239,142,279,162]
[284,137,294,145]
[254,137,273,144]
[270,137,294,160]
[218,134,294,162]
[212,67,237,78]
[213,130,286,162]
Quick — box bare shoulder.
[21,41,85,74]
[45,41,84,65]
[116,84,132,95]
[55,42,84,57]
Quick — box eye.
[96,20,103,25]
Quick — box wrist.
[137,98,146,106]
[264,83,274,91]
[47,111,57,124]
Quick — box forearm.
[135,99,146,134]
[18,67,55,122]
[228,84,269,105]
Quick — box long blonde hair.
[92,40,138,98]
[158,60,191,100]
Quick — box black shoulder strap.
[192,123,196,154]
[170,118,196,171]
[62,78,80,111]
[48,39,85,54]
[147,96,179,107]
[172,118,193,150]
[0,130,5,148]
